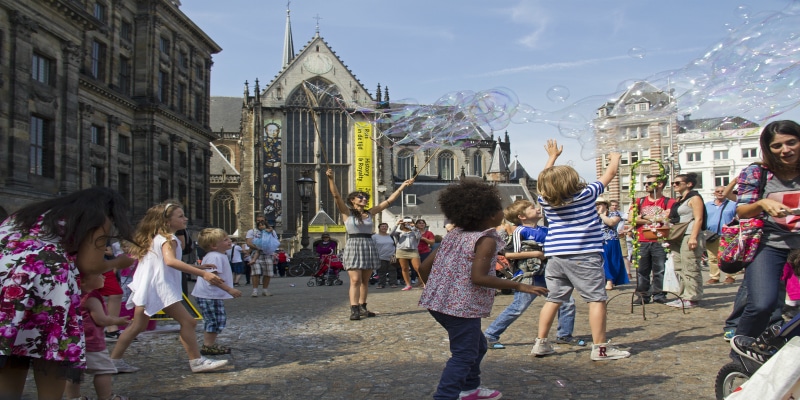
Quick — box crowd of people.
[3,120,800,399]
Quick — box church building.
[209,6,534,248]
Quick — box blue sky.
[180,0,800,179]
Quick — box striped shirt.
[538,181,604,256]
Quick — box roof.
[508,156,531,182]
[309,210,337,226]
[612,81,672,113]
[677,116,759,132]
[210,97,242,133]
[383,181,531,216]
[209,143,239,175]
[487,142,509,174]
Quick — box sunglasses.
[644,182,657,186]
[671,181,685,186]
[355,195,369,200]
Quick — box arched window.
[397,149,414,180]
[472,151,483,176]
[217,145,232,163]
[438,151,455,180]
[211,189,237,234]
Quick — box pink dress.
[0,216,85,366]
[782,263,800,301]
[419,228,502,318]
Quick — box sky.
[179,0,800,180]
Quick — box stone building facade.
[0,0,220,224]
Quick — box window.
[178,183,187,206]
[438,151,454,180]
[195,156,204,173]
[742,148,758,158]
[715,171,731,187]
[630,151,640,164]
[472,152,483,176]
[195,63,204,80]
[195,188,204,219]
[159,37,170,54]
[177,83,186,114]
[157,71,168,103]
[118,135,130,154]
[714,150,729,160]
[158,143,169,161]
[620,175,630,191]
[211,190,236,233]
[32,53,53,84]
[118,172,130,203]
[91,40,107,81]
[194,93,203,121]
[90,165,104,186]
[661,124,670,137]
[90,125,104,145]
[178,150,187,167]
[397,150,414,180]
[637,103,649,111]
[695,174,704,189]
[405,194,417,205]
[218,146,231,163]
[687,152,702,162]
[30,116,54,177]
[179,52,188,68]
[159,178,169,201]
[93,2,107,23]
[120,20,132,41]
[119,56,131,96]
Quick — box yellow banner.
[354,122,373,201]
[308,225,346,233]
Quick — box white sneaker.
[590,341,631,361]
[262,289,272,296]
[251,289,259,297]
[112,358,140,373]
[530,337,555,356]
[190,357,229,373]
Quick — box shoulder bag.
[718,164,767,274]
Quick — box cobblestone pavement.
[22,271,744,399]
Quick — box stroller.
[715,311,800,399]
[307,254,344,287]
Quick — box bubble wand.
[301,81,331,170]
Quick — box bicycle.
[287,260,318,277]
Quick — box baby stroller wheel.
[715,361,751,400]
[307,278,316,287]
[334,279,343,285]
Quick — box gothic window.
[211,190,237,235]
[438,151,455,180]
[217,145,231,163]
[472,151,483,176]
[397,149,414,180]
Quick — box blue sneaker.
[723,328,735,341]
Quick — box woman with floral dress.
[0,187,135,399]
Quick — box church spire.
[282,2,295,67]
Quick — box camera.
[402,217,412,223]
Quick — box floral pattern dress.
[0,216,85,367]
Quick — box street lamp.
[295,169,315,256]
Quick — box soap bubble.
[546,85,571,103]
[628,47,647,59]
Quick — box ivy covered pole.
[627,158,670,273]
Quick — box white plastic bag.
[725,337,800,400]
[662,256,681,294]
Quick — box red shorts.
[97,270,123,296]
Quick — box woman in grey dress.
[326,168,414,320]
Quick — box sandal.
[200,344,230,355]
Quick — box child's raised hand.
[326,168,334,178]
[517,283,549,296]
[544,139,563,158]
[608,152,622,162]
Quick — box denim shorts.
[545,253,607,303]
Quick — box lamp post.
[295,169,315,259]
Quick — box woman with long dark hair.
[0,188,135,398]
[326,168,414,320]
[731,120,800,358]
